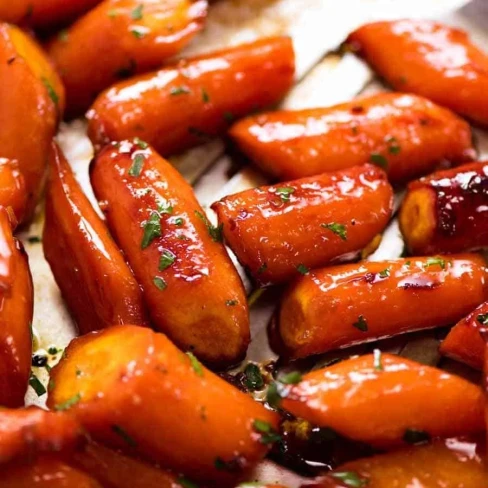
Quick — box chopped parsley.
[378,268,390,278]
[153,276,167,290]
[28,236,41,243]
[174,217,184,226]
[178,477,199,488]
[403,428,430,445]
[112,425,137,447]
[353,315,368,332]
[373,349,383,371]
[170,86,191,96]
[141,204,173,248]
[252,419,281,444]
[257,263,268,274]
[386,136,401,155]
[477,313,488,326]
[369,153,388,169]
[296,264,309,275]
[158,249,175,271]
[321,222,347,241]
[128,153,145,177]
[187,352,203,377]
[424,257,446,270]
[130,27,146,39]
[201,88,210,103]
[225,299,238,306]
[29,373,46,396]
[134,137,148,149]
[55,393,81,411]
[130,4,143,20]
[275,186,295,203]
[48,346,60,355]
[279,371,302,385]
[194,210,223,242]
[243,363,264,391]
[330,471,369,487]
[41,77,59,107]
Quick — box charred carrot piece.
[0,207,33,407]
[90,140,249,367]
[400,162,488,255]
[230,93,474,183]
[43,143,148,335]
[47,325,279,485]
[0,159,26,224]
[87,36,295,155]
[347,20,488,126]
[279,353,484,447]
[0,407,83,464]
[1,458,103,488]
[212,164,393,286]
[0,23,64,222]
[47,0,208,118]
[276,255,487,359]
[440,301,488,371]
[313,438,488,488]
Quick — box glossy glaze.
[0,159,26,224]
[281,354,484,447]
[87,36,295,155]
[0,23,64,222]
[2,459,103,488]
[0,0,101,29]
[440,300,488,371]
[400,162,488,254]
[43,143,149,335]
[348,20,488,126]
[314,438,488,488]
[47,0,208,118]
[212,164,393,286]
[48,325,279,485]
[277,255,487,359]
[90,140,249,367]
[0,208,33,407]
[0,407,83,464]
[230,93,474,182]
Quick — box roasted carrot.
[0,0,102,30]
[229,93,474,182]
[276,254,487,359]
[47,0,208,118]
[0,23,64,222]
[212,164,393,286]
[1,458,103,488]
[400,162,488,255]
[279,353,484,447]
[90,140,249,367]
[347,20,488,126]
[87,36,295,155]
[440,301,488,371]
[0,159,26,224]
[313,438,488,488]
[0,207,33,407]
[0,407,84,464]
[47,325,279,485]
[43,143,148,335]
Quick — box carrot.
[87,36,295,155]
[276,254,487,359]
[400,162,488,255]
[0,159,26,224]
[47,0,208,118]
[212,164,393,286]
[229,93,474,182]
[90,140,249,367]
[279,353,484,447]
[43,142,148,334]
[347,20,488,126]
[47,325,279,485]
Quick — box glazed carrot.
[440,301,488,371]
[47,325,279,484]
[313,438,488,488]
[212,164,393,286]
[400,162,488,255]
[347,20,488,126]
[43,143,148,335]
[0,407,83,464]
[276,255,487,359]
[72,442,185,488]
[90,140,249,367]
[47,0,208,118]
[279,353,484,447]
[0,159,26,224]
[0,207,33,407]
[1,458,103,488]
[0,24,64,222]
[229,93,474,182]
[0,0,101,29]
[87,36,295,155]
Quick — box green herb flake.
[128,153,145,177]
[130,4,143,20]
[174,217,184,226]
[386,136,401,155]
[405,260,412,267]
[194,210,223,242]
[48,346,60,355]
[378,268,390,278]
[112,425,137,447]
[42,77,59,107]
[403,428,430,445]
[477,313,488,326]
[201,88,210,103]
[130,27,146,39]
[178,477,199,488]
[153,276,167,291]
[257,263,268,274]
[29,373,46,396]
[373,349,383,371]
[353,315,368,332]
[225,299,238,306]
[243,363,264,391]
[134,137,148,149]
[76,369,82,377]
[252,419,281,444]
[321,222,347,241]
[158,249,175,271]
[369,153,388,169]
[48,378,55,392]
[187,352,203,377]
[266,381,284,408]
[55,393,81,411]
[330,471,369,487]
[170,86,191,96]
[424,257,446,270]
[279,371,302,385]
[141,204,172,248]
[214,457,233,471]
[28,236,41,243]
[297,264,309,275]
[275,186,295,203]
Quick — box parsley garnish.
[353,315,368,332]
[378,268,390,278]
[194,211,223,242]
[178,477,199,488]
[201,88,210,103]
[131,4,143,20]
[369,153,388,169]
[275,186,295,203]
[170,86,191,96]
[29,373,46,396]
[42,77,58,107]
[477,313,488,326]
[48,346,60,355]
[257,263,267,274]
[187,352,203,377]
[424,257,446,270]
[153,276,167,290]
[296,264,309,275]
[243,363,264,391]
[330,471,369,487]
[134,137,148,149]
[279,371,302,384]
[55,393,81,411]
[28,236,41,243]
[174,217,184,226]
[112,425,137,447]
[141,204,173,249]
[403,428,430,445]
[158,249,175,271]
[130,27,146,39]
[373,349,383,371]
[128,153,145,177]
[225,299,237,306]
[386,136,401,155]
[253,419,281,444]
[321,222,347,241]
